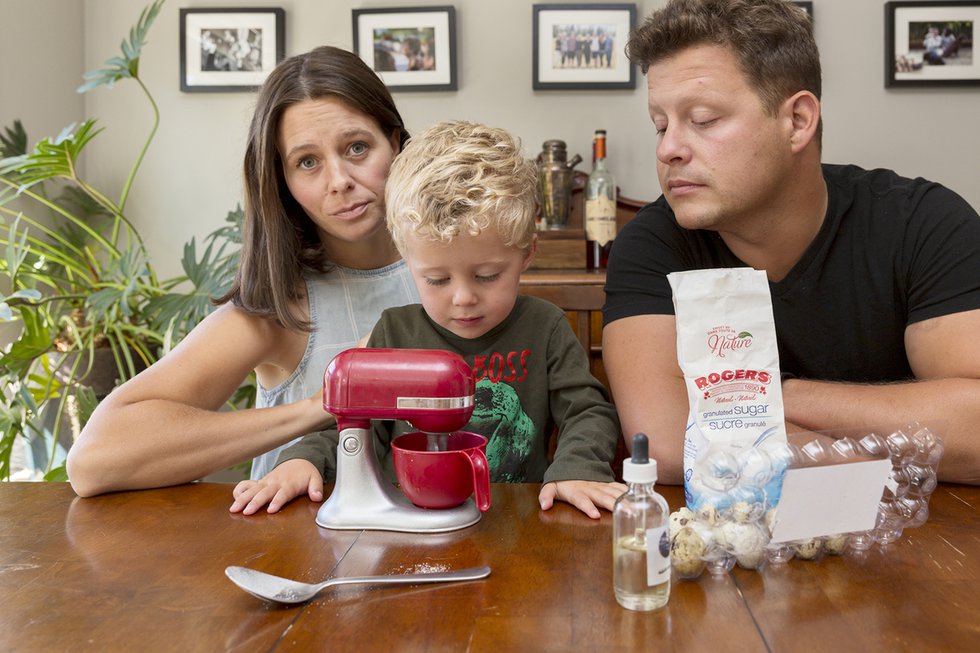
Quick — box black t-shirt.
[603,164,980,383]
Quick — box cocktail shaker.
[536,140,582,230]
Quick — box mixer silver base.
[316,426,482,533]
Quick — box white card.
[768,458,892,543]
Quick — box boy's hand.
[539,480,628,519]
[230,459,323,515]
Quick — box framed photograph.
[179,8,285,92]
[794,1,813,17]
[352,6,457,92]
[886,1,979,87]
[532,3,637,90]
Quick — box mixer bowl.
[392,431,491,511]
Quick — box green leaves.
[0,120,103,191]
[77,0,165,93]
[0,2,168,482]
[0,307,54,379]
[0,0,249,482]
[0,404,23,480]
[87,245,154,321]
[0,120,28,158]
[0,289,41,322]
[3,216,34,289]
[43,465,69,482]
[144,206,242,342]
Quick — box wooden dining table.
[1,481,977,652]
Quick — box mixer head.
[324,348,475,432]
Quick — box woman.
[66,46,419,497]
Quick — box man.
[602,0,980,485]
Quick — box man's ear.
[785,90,820,153]
[521,235,538,272]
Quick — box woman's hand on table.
[230,459,324,515]
[539,480,628,519]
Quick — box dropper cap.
[623,433,658,484]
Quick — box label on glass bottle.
[646,526,671,586]
[585,196,617,245]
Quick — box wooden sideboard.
[518,268,608,389]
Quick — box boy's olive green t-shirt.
[278,295,620,484]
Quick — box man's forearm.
[782,377,980,484]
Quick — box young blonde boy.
[231,121,626,518]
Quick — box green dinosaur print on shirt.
[467,377,535,482]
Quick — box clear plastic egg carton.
[669,423,944,579]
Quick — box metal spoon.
[225,564,491,604]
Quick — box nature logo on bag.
[696,326,773,401]
[707,325,753,358]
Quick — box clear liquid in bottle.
[614,532,670,610]
[613,433,671,611]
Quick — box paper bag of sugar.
[668,268,789,515]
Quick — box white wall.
[3,0,979,280]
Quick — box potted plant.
[0,0,245,481]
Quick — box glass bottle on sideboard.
[584,129,617,270]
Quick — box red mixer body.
[324,348,475,433]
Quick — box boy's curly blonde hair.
[385,120,537,254]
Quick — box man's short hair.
[627,0,821,122]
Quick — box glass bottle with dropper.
[613,432,671,611]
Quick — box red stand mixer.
[315,348,483,533]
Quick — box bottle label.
[585,196,616,245]
[646,526,671,586]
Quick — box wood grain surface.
[1,482,976,652]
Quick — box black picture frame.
[532,3,637,90]
[179,7,285,93]
[794,1,813,17]
[352,6,458,92]
[885,1,980,87]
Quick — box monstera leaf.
[77,0,164,92]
